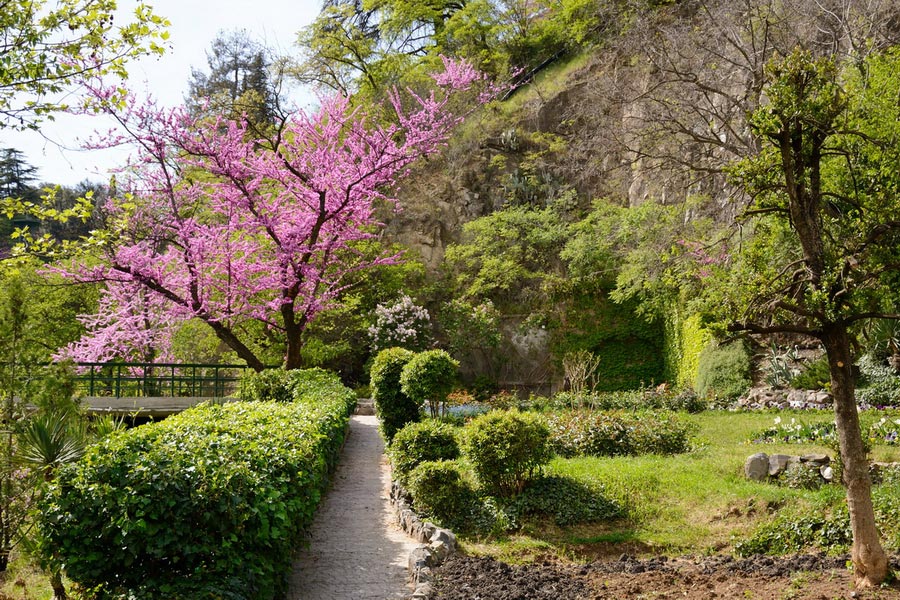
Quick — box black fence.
[76,362,253,399]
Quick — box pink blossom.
[58,59,493,368]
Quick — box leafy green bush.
[856,354,900,407]
[390,420,460,484]
[547,410,696,457]
[462,410,551,497]
[239,368,294,402]
[509,475,624,527]
[370,347,418,443]
[406,460,480,532]
[695,340,752,399]
[238,367,342,403]
[790,355,831,390]
[37,371,355,600]
[400,349,459,418]
[735,509,852,556]
[780,463,825,490]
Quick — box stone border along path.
[287,412,420,599]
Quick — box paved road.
[287,414,418,600]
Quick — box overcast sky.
[0,0,320,186]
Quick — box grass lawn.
[463,409,900,563]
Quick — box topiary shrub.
[695,340,752,400]
[36,371,355,600]
[406,460,479,532]
[370,347,418,443]
[400,349,460,418]
[462,409,551,497]
[389,419,460,484]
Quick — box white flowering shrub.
[368,295,432,352]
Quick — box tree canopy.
[0,0,168,129]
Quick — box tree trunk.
[823,325,888,588]
[50,568,67,600]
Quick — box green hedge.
[37,369,355,600]
[371,347,419,443]
[389,419,460,485]
[547,410,696,457]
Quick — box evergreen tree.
[187,29,279,128]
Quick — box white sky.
[0,0,321,186]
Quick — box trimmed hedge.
[389,420,460,485]
[370,347,419,443]
[238,366,342,404]
[400,349,459,418]
[462,410,551,497]
[37,369,355,600]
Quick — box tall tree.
[0,0,168,129]
[51,59,491,370]
[187,29,279,128]
[722,49,900,587]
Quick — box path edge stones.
[390,481,457,599]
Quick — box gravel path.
[287,413,418,600]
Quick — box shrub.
[36,371,355,600]
[547,410,696,458]
[780,463,825,490]
[238,367,342,403]
[368,294,431,353]
[790,355,831,390]
[735,509,852,556]
[239,368,294,402]
[510,475,624,527]
[554,387,707,413]
[462,410,551,497]
[370,347,418,443]
[406,460,479,532]
[695,340,752,399]
[856,354,900,407]
[390,420,460,484]
[400,349,459,418]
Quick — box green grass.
[460,409,900,562]
[0,550,54,599]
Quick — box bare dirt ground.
[431,553,900,599]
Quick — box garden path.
[287,413,417,599]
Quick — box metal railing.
[76,362,253,399]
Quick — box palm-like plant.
[16,411,86,600]
[17,413,86,483]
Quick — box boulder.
[800,453,830,466]
[767,454,796,477]
[745,453,769,481]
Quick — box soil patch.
[432,553,900,599]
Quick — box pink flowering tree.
[53,58,491,370]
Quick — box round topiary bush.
[370,347,418,443]
[406,460,478,531]
[400,349,459,418]
[462,409,551,497]
[390,419,460,484]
